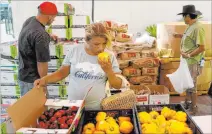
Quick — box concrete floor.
[170,95,212,116]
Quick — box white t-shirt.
[62,44,121,109]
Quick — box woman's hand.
[34,78,47,88]
[98,58,113,74]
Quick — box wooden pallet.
[170,90,208,96]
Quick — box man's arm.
[35,32,51,78]
[37,62,48,78]
[188,45,205,57]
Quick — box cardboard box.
[16,127,69,134]
[48,59,62,68]
[0,59,17,66]
[141,48,158,58]
[51,16,69,28]
[1,98,19,105]
[197,60,212,85]
[1,86,20,96]
[159,69,177,92]
[56,3,74,15]
[161,61,180,70]
[130,85,150,105]
[69,15,90,26]
[1,104,11,116]
[47,28,69,41]
[47,85,63,98]
[49,45,61,59]
[147,85,170,104]
[0,45,18,59]
[0,118,15,134]
[157,21,211,58]
[69,28,85,40]
[7,88,84,133]
[197,82,211,91]
[0,71,18,84]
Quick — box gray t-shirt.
[62,44,121,109]
[18,16,50,83]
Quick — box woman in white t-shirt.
[34,23,123,109]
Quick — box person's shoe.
[189,105,198,115]
[181,101,191,110]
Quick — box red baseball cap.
[38,2,58,15]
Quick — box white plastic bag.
[135,33,156,47]
[166,57,194,93]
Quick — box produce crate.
[135,104,203,134]
[76,109,139,134]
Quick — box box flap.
[7,87,47,130]
[45,99,83,107]
[147,85,169,94]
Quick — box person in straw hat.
[173,5,206,115]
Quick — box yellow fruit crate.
[135,104,203,134]
[197,82,211,91]
[76,109,139,134]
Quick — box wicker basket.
[101,89,136,110]
[101,74,136,110]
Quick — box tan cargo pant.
[187,63,202,93]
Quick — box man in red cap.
[18,2,58,96]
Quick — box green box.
[10,45,17,59]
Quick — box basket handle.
[105,74,130,97]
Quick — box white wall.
[94,1,212,34]
[10,1,212,39]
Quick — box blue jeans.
[18,80,34,96]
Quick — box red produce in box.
[49,108,55,113]
[62,116,68,121]
[71,112,76,117]
[50,117,57,123]
[48,112,54,117]
[66,119,73,126]
[60,123,68,129]
[38,121,48,129]
[58,110,66,115]
[54,111,62,118]
[49,123,58,129]
[44,111,49,117]
[71,106,78,111]
[39,115,47,121]
[66,109,72,116]
[67,115,74,120]
[46,121,51,128]
[58,117,66,124]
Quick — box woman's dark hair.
[182,13,197,19]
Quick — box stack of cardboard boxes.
[104,20,170,105]
[157,21,212,95]
[0,3,91,104]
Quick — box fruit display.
[80,110,136,134]
[37,106,78,129]
[137,106,193,134]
